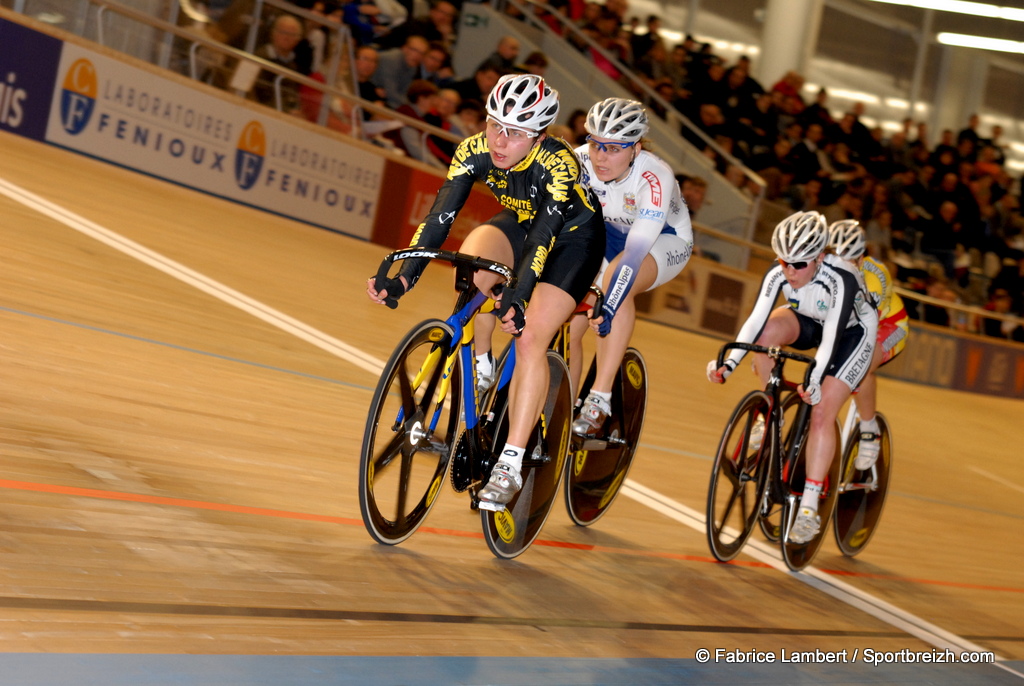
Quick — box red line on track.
[3,478,1021,593]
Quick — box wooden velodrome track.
[0,129,1021,684]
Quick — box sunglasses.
[779,259,812,270]
[586,135,637,154]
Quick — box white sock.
[476,351,494,377]
[498,444,525,472]
[860,416,879,437]
[800,479,824,512]
[589,390,612,410]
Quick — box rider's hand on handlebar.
[498,300,526,337]
[367,275,408,308]
[588,303,615,337]
[706,359,735,383]
[798,380,822,405]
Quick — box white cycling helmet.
[585,97,649,142]
[829,219,866,260]
[771,211,828,263]
[485,73,560,133]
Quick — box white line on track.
[969,465,1024,496]
[0,178,387,376]
[3,176,1021,678]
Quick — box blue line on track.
[0,655,1020,685]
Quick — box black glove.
[498,299,526,337]
[373,275,407,309]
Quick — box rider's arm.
[603,164,694,317]
[722,265,787,372]
[395,136,481,289]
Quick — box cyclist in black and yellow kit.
[367,74,606,510]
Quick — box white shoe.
[854,431,881,470]
[477,461,522,511]
[789,507,821,544]
[572,393,610,437]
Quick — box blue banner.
[0,18,62,141]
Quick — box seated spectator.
[920,200,961,278]
[454,98,486,137]
[747,136,793,200]
[382,79,446,167]
[353,44,387,120]
[515,51,549,77]
[375,34,429,109]
[252,13,304,114]
[380,0,458,50]
[476,35,521,73]
[420,41,455,88]
[452,63,502,105]
[978,286,1024,340]
[677,174,708,219]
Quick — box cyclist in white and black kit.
[569,98,694,436]
[706,211,877,544]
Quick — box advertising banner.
[0,17,62,141]
[637,258,757,338]
[373,159,500,250]
[45,43,383,238]
[879,323,1024,399]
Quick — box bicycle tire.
[564,348,647,526]
[358,319,461,545]
[481,350,573,559]
[706,390,772,562]
[780,418,842,572]
[833,412,893,557]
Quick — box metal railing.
[61,0,462,164]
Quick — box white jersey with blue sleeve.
[575,146,694,317]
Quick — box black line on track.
[0,596,916,637]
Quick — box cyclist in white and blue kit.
[706,211,877,544]
[569,97,694,436]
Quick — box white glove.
[706,359,734,383]
[801,381,822,405]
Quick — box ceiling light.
[937,32,1024,53]
[868,0,1024,22]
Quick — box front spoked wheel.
[564,348,648,526]
[482,350,573,559]
[706,390,771,562]
[359,320,461,545]
[780,419,842,572]
[833,412,893,556]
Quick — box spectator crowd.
[196,0,1024,342]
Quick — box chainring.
[450,430,473,492]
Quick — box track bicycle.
[832,397,893,556]
[706,342,842,572]
[358,248,573,559]
[484,288,648,528]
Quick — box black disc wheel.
[833,412,893,557]
[481,350,573,559]
[564,348,647,526]
[358,320,460,545]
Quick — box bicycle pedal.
[477,500,506,512]
[578,437,609,451]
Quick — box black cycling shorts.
[486,208,605,304]
[790,310,874,389]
